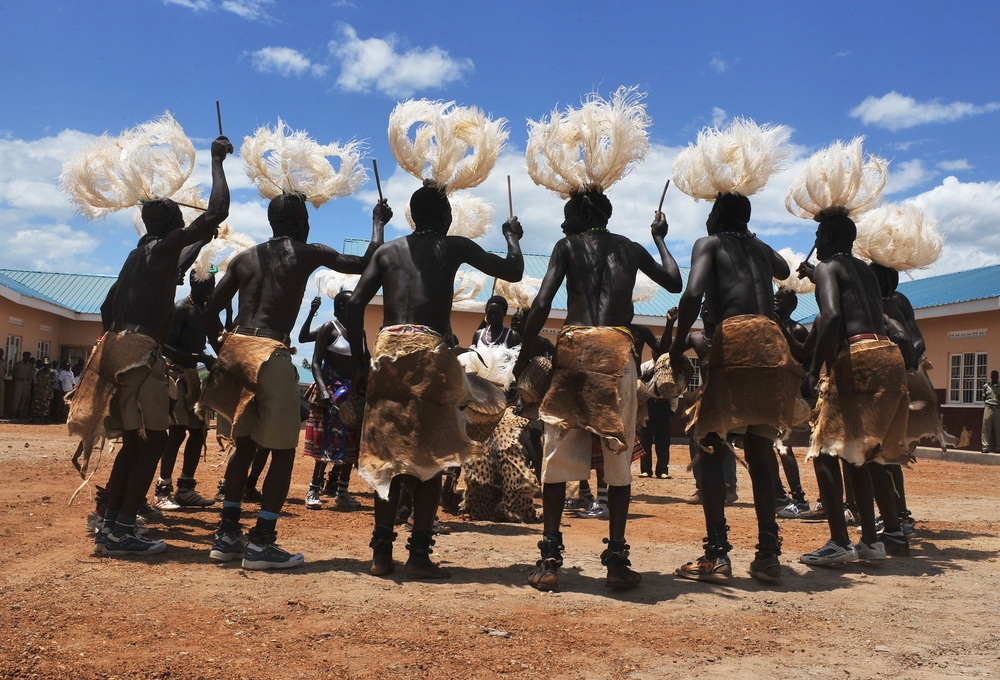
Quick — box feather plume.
[241,120,366,208]
[452,269,489,310]
[631,272,660,303]
[459,344,519,390]
[403,190,494,238]
[672,117,791,200]
[785,137,888,220]
[191,223,257,281]
[60,113,195,219]
[494,275,542,310]
[388,100,508,192]
[854,202,943,271]
[774,248,817,294]
[526,86,651,198]
[315,269,361,298]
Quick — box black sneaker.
[242,542,304,570]
[879,530,910,557]
[105,531,166,555]
[209,530,247,562]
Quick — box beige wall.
[2,297,102,371]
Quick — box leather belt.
[846,333,890,345]
[232,326,291,346]
[110,322,158,337]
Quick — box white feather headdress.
[526,86,650,198]
[192,224,257,281]
[785,137,888,221]
[854,202,943,272]
[632,273,661,303]
[241,119,366,208]
[388,99,508,192]
[60,112,195,219]
[774,248,817,294]
[403,190,494,238]
[459,344,519,390]
[452,270,489,310]
[672,117,791,200]
[495,275,543,311]
[314,269,360,298]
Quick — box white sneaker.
[305,486,323,509]
[855,540,887,561]
[153,494,181,511]
[800,540,858,565]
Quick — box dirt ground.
[2,423,999,680]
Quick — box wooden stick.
[216,101,223,136]
[657,179,670,213]
[797,245,817,279]
[372,159,384,202]
[507,175,513,219]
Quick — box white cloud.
[250,46,327,77]
[163,0,273,20]
[908,176,1000,276]
[835,51,851,58]
[711,107,727,129]
[328,24,473,97]
[938,159,972,172]
[885,159,934,195]
[850,91,1000,131]
[710,53,729,73]
[6,224,100,271]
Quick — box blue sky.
[3,0,999,295]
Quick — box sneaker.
[175,486,216,507]
[855,540,887,561]
[215,480,226,503]
[334,491,362,509]
[94,527,110,556]
[105,531,166,556]
[843,508,856,525]
[137,501,163,522]
[686,490,702,505]
[85,511,103,533]
[879,530,910,557]
[576,500,610,520]
[305,486,323,509]
[777,502,806,519]
[775,496,792,510]
[675,554,732,581]
[153,494,181,511]
[799,540,857,565]
[242,542,304,570]
[657,472,671,480]
[900,517,916,536]
[749,554,781,582]
[725,488,739,506]
[639,471,651,478]
[579,489,596,505]
[209,531,246,562]
[563,497,584,513]
[243,486,263,503]
[796,503,828,522]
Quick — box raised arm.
[637,212,682,292]
[169,136,233,249]
[658,306,678,356]
[453,217,524,283]
[299,296,322,343]
[311,321,335,403]
[313,200,391,274]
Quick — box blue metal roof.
[0,269,116,315]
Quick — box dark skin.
[510,309,554,359]
[513,201,681,587]
[309,292,360,405]
[471,302,521,348]
[100,135,232,533]
[346,194,523,577]
[657,306,678,360]
[667,200,789,557]
[162,277,216,370]
[774,289,814,364]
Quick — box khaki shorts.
[232,348,301,450]
[107,357,170,433]
[170,371,203,429]
[541,359,637,487]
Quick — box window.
[687,357,702,392]
[5,336,20,372]
[949,352,988,404]
[37,340,51,362]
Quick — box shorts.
[232,348,301,450]
[107,357,170,433]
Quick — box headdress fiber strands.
[388,99,508,192]
[671,117,791,200]
[495,275,543,311]
[60,112,195,219]
[315,270,360,299]
[453,270,490,310]
[241,119,367,208]
[775,248,816,294]
[526,86,650,199]
[192,224,257,281]
[403,190,495,238]
[785,137,888,221]
[854,202,943,272]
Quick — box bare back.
[108,238,187,340]
[701,233,782,322]
[560,231,646,327]
[816,254,886,341]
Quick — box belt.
[845,333,890,345]
[232,326,291,346]
[110,322,158,337]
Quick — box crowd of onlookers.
[0,349,83,423]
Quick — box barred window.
[687,357,702,392]
[949,352,988,405]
